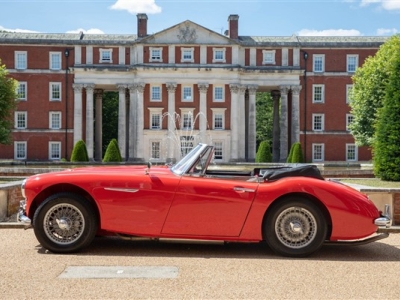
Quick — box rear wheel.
[264,197,327,257]
[33,193,98,253]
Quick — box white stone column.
[238,85,247,160]
[135,83,145,161]
[72,83,84,145]
[117,84,127,160]
[229,84,240,161]
[166,82,177,163]
[128,84,136,161]
[279,86,290,162]
[198,83,209,143]
[291,85,302,145]
[85,84,95,160]
[247,85,258,162]
[94,89,103,161]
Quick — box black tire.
[264,197,327,257]
[33,193,98,253]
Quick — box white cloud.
[0,25,39,33]
[360,0,400,10]
[66,28,105,34]
[376,27,398,35]
[110,0,162,14]
[297,29,363,36]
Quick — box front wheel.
[33,193,98,253]
[264,197,327,257]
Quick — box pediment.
[140,20,236,45]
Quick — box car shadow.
[37,236,400,262]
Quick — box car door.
[162,175,259,237]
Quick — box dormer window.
[212,48,226,63]
[100,49,112,63]
[150,47,163,62]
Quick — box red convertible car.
[18,143,392,257]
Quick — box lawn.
[340,178,400,188]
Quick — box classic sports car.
[18,143,392,257]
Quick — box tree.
[0,60,18,144]
[349,35,400,147]
[70,140,89,162]
[373,53,400,181]
[256,141,272,162]
[256,92,273,151]
[103,138,122,162]
[101,91,119,156]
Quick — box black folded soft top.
[262,165,324,181]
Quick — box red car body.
[19,144,391,257]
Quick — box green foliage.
[70,140,89,162]
[101,92,119,156]
[373,51,400,181]
[256,92,273,150]
[287,142,304,163]
[256,141,272,162]
[0,60,18,145]
[103,139,122,162]
[349,35,400,147]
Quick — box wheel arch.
[262,192,332,240]
[28,183,100,228]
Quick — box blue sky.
[0,0,399,36]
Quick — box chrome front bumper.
[374,204,392,228]
[18,200,32,229]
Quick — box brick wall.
[0,182,23,220]
[393,193,400,225]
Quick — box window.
[15,51,27,70]
[346,84,353,104]
[182,113,193,129]
[49,142,61,160]
[151,86,161,102]
[312,144,324,162]
[213,86,224,102]
[262,50,276,64]
[49,112,61,129]
[100,49,112,63]
[312,85,324,103]
[346,114,354,131]
[346,144,358,161]
[150,47,162,62]
[151,141,161,159]
[313,55,324,72]
[181,47,194,62]
[180,136,194,157]
[312,114,324,131]
[347,55,358,72]
[49,52,61,70]
[14,142,27,160]
[213,141,223,160]
[50,82,61,101]
[212,48,226,62]
[16,82,27,100]
[211,108,226,130]
[15,111,27,129]
[182,86,192,101]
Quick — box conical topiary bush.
[256,141,272,162]
[287,142,304,163]
[70,140,89,162]
[103,138,122,162]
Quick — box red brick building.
[0,14,388,162]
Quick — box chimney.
[228,14,239,39]
[137,13,148,38]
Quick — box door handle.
[233,187,255,193]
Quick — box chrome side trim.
[104,187,139,193]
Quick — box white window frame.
[150,141,162,160]
[16,82,27,100]
[347,55,358,73]
[180,136,194,157]
[211,108,226,130]
[262,50,276,65]
[346,144,358,161]
[213,86,224,102]
[312,143,324,162]
[14,141,27,160]
[213,141,224,161]
[150,47,163,62]
[148,107,163,130]
[49,82,61,101]
[15,51,27,70]
[100,48,113,63]
[179,108,194,130]
[15,111,27,129]
[49,111,62,129]
[346,84,353,104]
[346,114,354,131]
[313,54,324,72]
[181,47,194,63]
[212,48,226,63]
[182,85,193,102]
[312,84,325,103]
[312,114,324,131]
[49,142,61,160]
[49,52,62,70]
[150,85,162,102]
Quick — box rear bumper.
[374,204,392,228]
[17,200,32,229]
